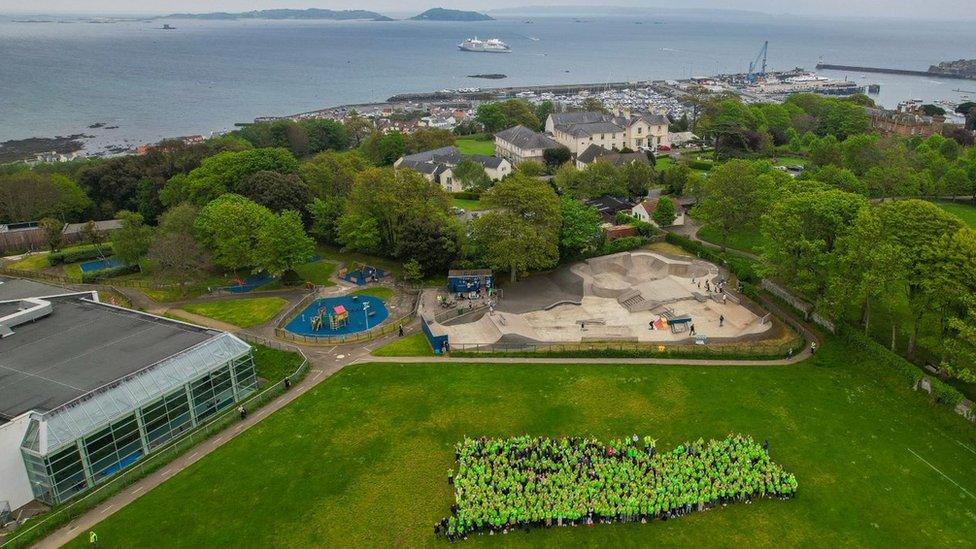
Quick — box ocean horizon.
[1,12,973,153]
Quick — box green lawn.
[934,200,976,228]
[251,344,306,382]
[182,297,288,328]
[697,224,763,254]
[451,197,485,211]
[66,338,975,548]
[456,137,495,156]
[317,245,402,277]
[5,252,50,271]
[371,333,434,356]
[294,260,338,285]
[351,286,394,301]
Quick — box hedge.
[80,263,140,283]
[838,324,965,409]
[686,159,714,171]
[48,245,113,266]
[451,191,482,201]
[599,236,647,255]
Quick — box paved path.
[667,219,759,261]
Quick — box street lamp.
[363,300,371,331]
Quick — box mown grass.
[934,200,976,228]
[351,286,394,301]
[294,260,337,285]
[697,224,762,254]
[182,297,288,328]
[451,197,485,211]
[66,337,976,548]
[251,344,306,382]
[371,333,434,356]
[456,137,496,156]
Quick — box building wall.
[494,138,544,164]
[20,352,257,506]
[0,414,35,510]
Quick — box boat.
[161,24,176,30]
[458,37,511,53]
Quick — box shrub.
[664,233,758,283]
[600,236,647,255]
[48,245,114,266]
[80,263,139,283]
[451,191,481,201]
[686,159,714,171]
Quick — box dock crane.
[748,40,768,82]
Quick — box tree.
[0,173,91,223]
[535,100,555,127]
[172,148,299,205]
[622,161,656,198]
[542,146,572,172]
[149,203,210,297]
[406,128,456,153]
[694,160,772,250]
[336,212,382,253]
[343,111,375,146]
[841,134,882,176]
[473,174,561,281]
[800,165,867,195]
[300,150,371,199]
[515,160,546,177]
[38,217,64,251]
[577,97,609,114]
[254,210,316,277]
[758,189,867,301]
[661,164,692,195]
[361,131,406,165]
[195,194,275,270]
[475,100,540,133]
[564,162,626,199]
[111,210,153,266]
[559,196,601,259]
[308,197,344,244]
[81,220,106,251]
[237,171,314,216]
[394,216,462,275]
[919,104,946,117]
[452,160,492,192]
[652,197,678,227]
[401,259,423,288]
[809,135,843,168]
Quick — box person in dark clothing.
[398,324,404,337]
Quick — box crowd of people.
[436,434,797,541]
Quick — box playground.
[284,294,389,337]
[423,251,774,348]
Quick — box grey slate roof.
[577,144,651,167]
[399,145,462,165]
[551,111,669,138]
[495,125,560,150]
[468,155,505,169]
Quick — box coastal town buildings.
[575,144,653,168]
[631,196,686,227]
[545,108,670,155]
[494,125,561,164]
[866,104,945,137]
[394,146,511,192]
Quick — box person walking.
[719,315,724,327]
[398,324,404,337]
[89,531,99,548]
[810,341,817,355]
[238,405,247,420]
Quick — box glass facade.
[21,351,257,505]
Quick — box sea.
[1,12,974,154]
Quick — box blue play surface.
[79,257,124,273]
[285,294,389,337]
[343,266,385,286]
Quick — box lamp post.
[363,300,371,331]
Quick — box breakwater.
[386,80,657,102]
[816,63,976,81]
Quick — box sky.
[1,0,973,19]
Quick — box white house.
[631,196,685,227]
[394,146,510,193]
[545,108,670,155]
[494,125,561,164]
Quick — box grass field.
[451,197,485,211]
[351,286,394,301]
[251,344,306,382]
[371,333,434,356]
[934,200,976,228]
[294,259,337,285]
[66,338,976,548]
[456,137,495,156]
[697,225,762,254]
[182,297,288,328]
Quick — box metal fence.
[448,338,801,359]
[272,287,419,346]
[0,340,310,549]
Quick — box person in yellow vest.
[89,531,98,547]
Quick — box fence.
[0,340,310,549]
[272,288,419,346]
[448,337,801,360]
[760,279,836,333]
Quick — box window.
[637,127,643,134]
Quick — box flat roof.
[0,295,218,420]
[0,276,67,301]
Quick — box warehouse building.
[0,279,255,509]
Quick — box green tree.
[194,194,274,270]
[343,111,375,146]
[336,212,382,253]
[0,172,91,223]
[652,196,678,227]
[515,160,546,177]
[841,134,882,176]
[622,161,656,198]
[542,146,572,172]
[149,203,210,297]
[237,170,314,217]
[394,216,462,275]
[172,148,299,205]
[255,210,315,277]
[559,196,601,258]
[300,150,371,199]
[452,160,492,192]
[361,131,406,165]
[694,160,772,250]
[406,128,456,153]
[476,100,540,133]
[111,210,153,267]
[308,197,344,244]
[38,217,64,251]
[473,174,561,281]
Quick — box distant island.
[410,8,494,21]
[162,9,394,21]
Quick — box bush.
[80,263,139,283]
[686,159,714,171]
[664,233,758,283]
[600,236,647,255]
[451,191,481,201]
[48,245,113,266]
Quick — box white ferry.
[458,38,511,53]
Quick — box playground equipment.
[343,264,385,285]
[448,269,494,294]
[309,304,349,332]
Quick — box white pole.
[364,301,371,330]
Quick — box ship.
[458,37,511,53]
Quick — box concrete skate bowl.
[578,252,713,299]
[494,264,584,314]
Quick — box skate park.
[421,251,774,350]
